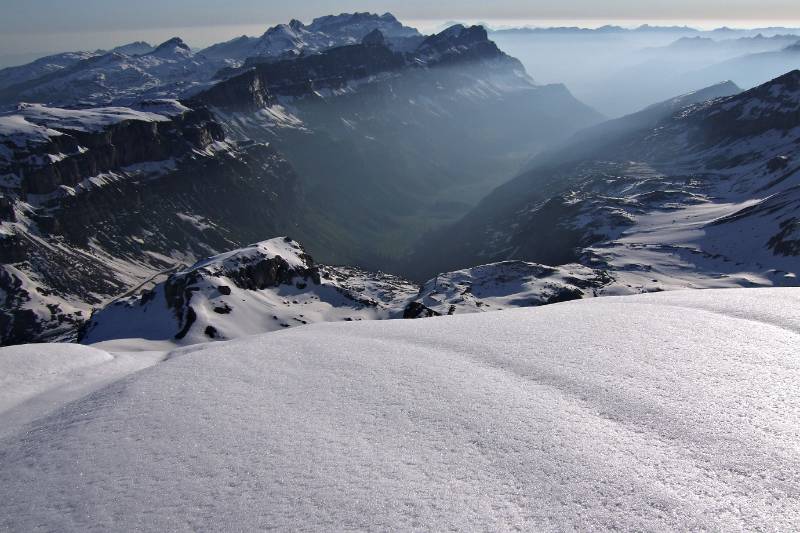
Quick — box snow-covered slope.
[0,37,216,108]
[0,343,163,439]
[0,51,101,91]
[1,288,799,530]
[83,238,419,346]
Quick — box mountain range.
[1,12,799,346]
[0,14,603,344]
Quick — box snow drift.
[1,287,799,530]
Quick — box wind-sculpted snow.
[0,343,163,439]
[1,288,799,530]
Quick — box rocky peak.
[180,237,318,290]
[413,24,516,68]
[362,29,386,46]
[427,24,488,45]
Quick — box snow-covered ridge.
[5,101,185,136]
[0,99,191,156]
[2,288,800,530]
[82,237,420,346]
[670,69,800,145]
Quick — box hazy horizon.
[3,14,800,68]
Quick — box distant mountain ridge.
[491,24,800,38]
[0,13,425,109]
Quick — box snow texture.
[1,288,799,530]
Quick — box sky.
[1,0,800,64]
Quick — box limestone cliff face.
[3,108,224,195]
[196,41,406,110]
[0,104,302,345]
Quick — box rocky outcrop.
[362,29,386,47]
[403,302,441,319]
[81,238,420,345]
[405,261,609,317]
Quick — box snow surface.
[0,114,63,148]
[1,288,800,530]
[0,343,163,440]
[11,102,175,133]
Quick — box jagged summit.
[149,37,192,58]
[235,12,420,62]
[422,24,488,45]
[414,24,520,68]
[306,12,418,39]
